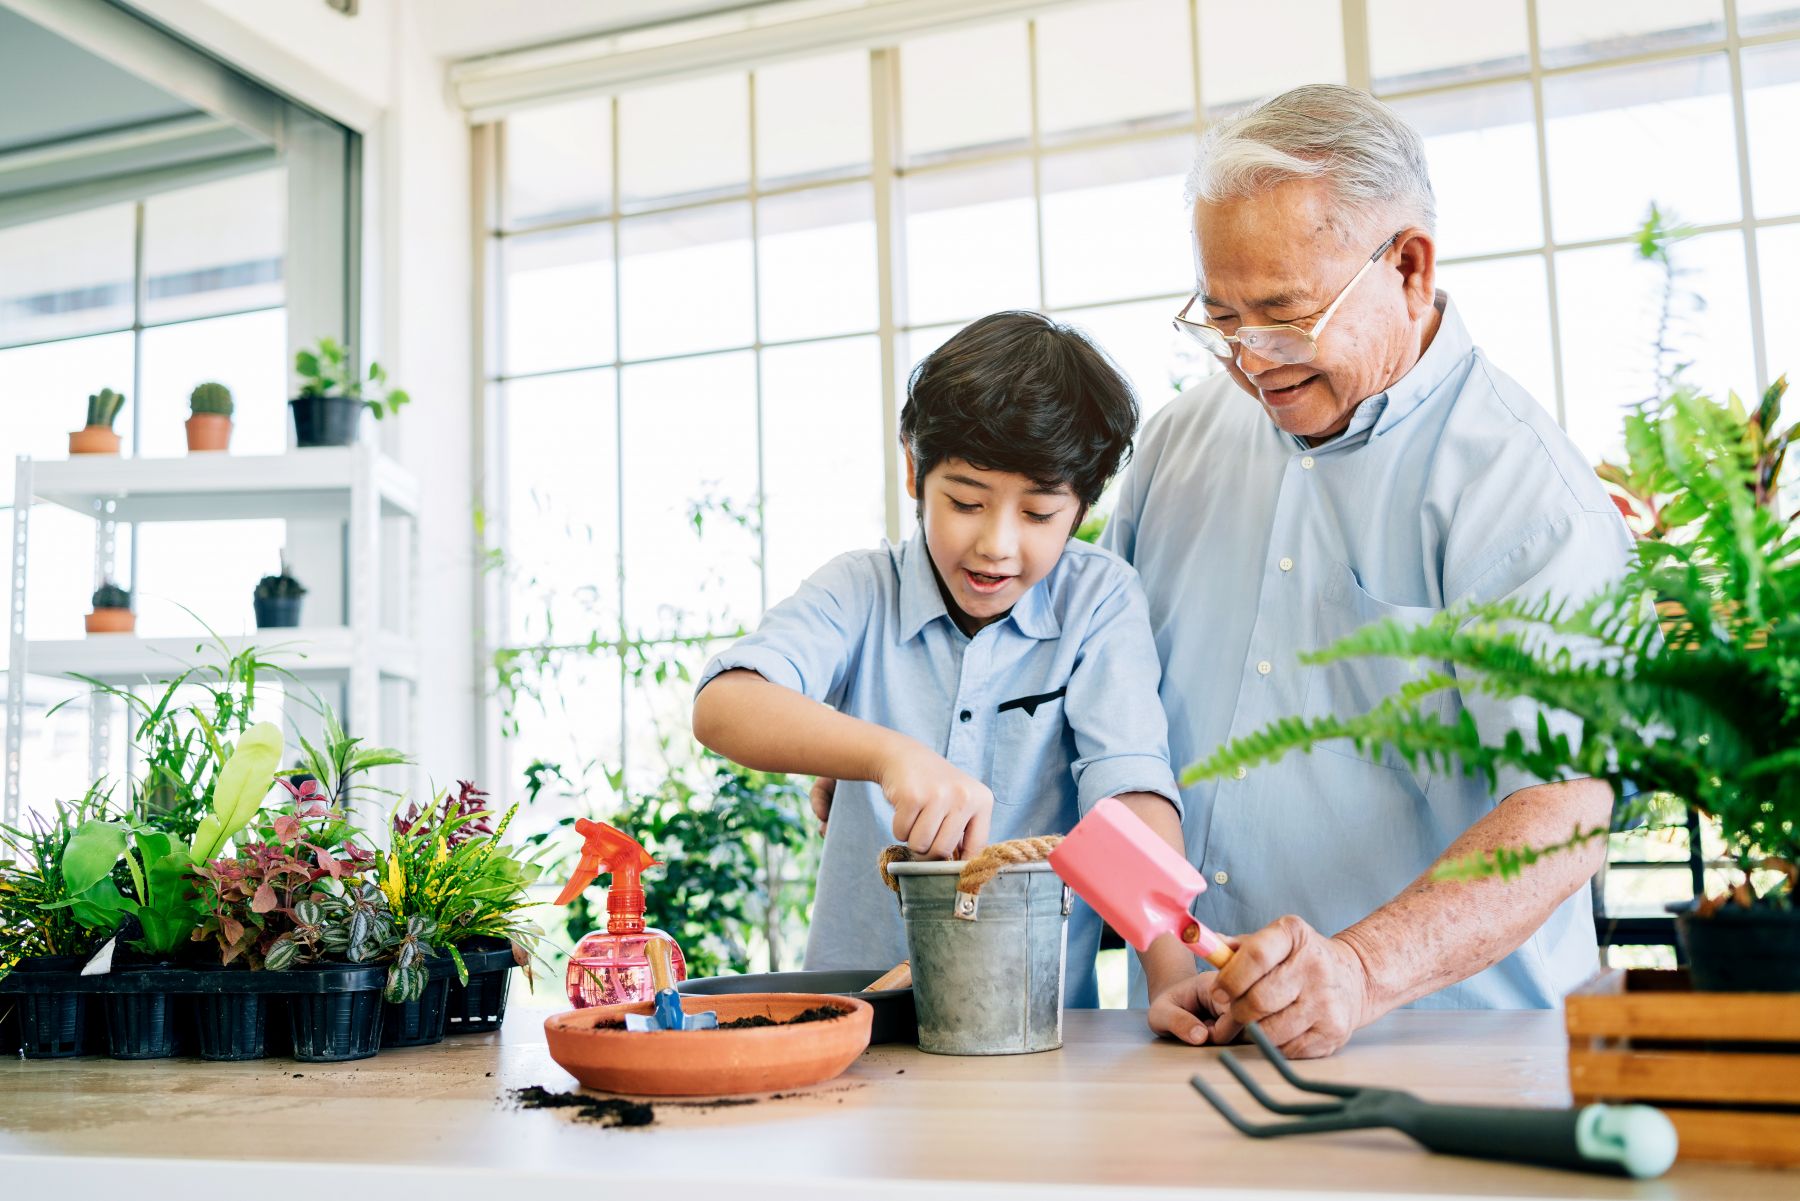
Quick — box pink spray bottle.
[557,817,690,1008]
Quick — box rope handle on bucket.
[879,835,1063,921]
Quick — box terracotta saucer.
[544,992,874,1096]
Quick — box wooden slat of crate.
[1566,968,1800,1167]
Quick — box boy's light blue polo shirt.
[696,532,1181,1007]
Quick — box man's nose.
[1236,342,1281,376]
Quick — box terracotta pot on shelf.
[184,414,232,452]
[85,608,135,635]
[68,426,121,455]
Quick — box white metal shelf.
[20,627,420,686]
[27,445,419,523]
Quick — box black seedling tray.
[0,963,388,994]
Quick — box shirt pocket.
[986,687,1071,808]
[1301,562,1451,772]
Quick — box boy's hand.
[878,745,994,860]
[810,776,837,834]
[1148,971,1225,1046]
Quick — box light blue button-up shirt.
[698,532,1181,1007]
[1102,294,1633,1009]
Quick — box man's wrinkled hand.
[1205,915,1369,1059]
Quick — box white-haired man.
[1104,84,1634,1058]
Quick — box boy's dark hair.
[900,311,1139,510]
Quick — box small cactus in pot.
[253,559,307,629]
[86,579,134,635]
[70,388,126,455]
[185,381,234,453]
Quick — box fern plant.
[1183,383,1798,907]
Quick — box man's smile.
[1259,373,1321,403]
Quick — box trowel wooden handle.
[1181,921,1235,970]
[646,936,676,992]
[866,961,911,992]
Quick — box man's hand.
[1207,915,1369,1059]
[877,744,993,859]
[810,776,836,835]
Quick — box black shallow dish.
[679,969,917,1045]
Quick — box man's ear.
[901,439,919,502]
[1395,228,1437,321]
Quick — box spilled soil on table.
[506,1085,656,1127]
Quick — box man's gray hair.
[1186,84,1436,235]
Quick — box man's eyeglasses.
[1173,232,1402,367]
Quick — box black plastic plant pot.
[194,991,267,1061]
[289,987,383,1063]
[103,989,181,1060]
[253,594,304,629]
[1677,904,1800,991]
[444,939,517,1035]
[381,974,451,1048]
[12,955,99,1058]
[0,999,20,1055]
[289,395,363,448]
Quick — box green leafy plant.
[1182,384,1799,909]
[188,382,234,418]
[295,336,410,419]
[91,581,131,611]
[0,786,118,974]
[287,708,410,813]
[264,882,393,971]
[85,388,125,428]
[255,559,307,601]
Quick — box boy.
[692,311,1187,1007]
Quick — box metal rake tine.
[1245,1022,1360,1098]
[1190,1075,1371,1139]
[1221,1049,1347,1116]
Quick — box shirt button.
[1278,557,1294,572]
[1256,660,1272,676]
[959,710,972,722]
[1300,455,1315,470]
[1233,766,1247,781]
[1214,870,1230,886]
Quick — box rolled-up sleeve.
[696,553,871,706]
[1453,508,1635,804]
[1064,571,1182,816]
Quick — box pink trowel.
[1049,796,1235,968]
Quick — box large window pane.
[758,184,878,343]
[620,352,759,639]
[619,203,753,360]
[760,337,886,603]
[1391,83,1541,260]
[1436,254,1557,414]
[623,638,724,792]
[1368,0,1529,93]
[0,205,134,346]
[901,160,1038,327]
[1536,1,1723,69]
[1740,0,1800,33]
[1745,41,1800,219]
[142,169,285,325]
[618,72,749,209]
[502,225,616,374]
[1040,136,1192,309]
[1034,0,1193,141]
[504,370,618,647]
[755,51,871,186]
[1544,55,1738,244]
[900,22,1030,163]
[1200,0,1344,114]
[503,95,612,229]
[1761,225,1800,385]
[1557,231,1755,463]
[134,519,287,636]
[138,309,286,459]
[503,651,624,831]
[1055,299,1216,423]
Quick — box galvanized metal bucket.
[886,859,1070,1056]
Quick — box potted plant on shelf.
[1184,381,1800,993]
[291,336,410,448]
[69,388,125,455]
[253,560,307,628]
[85,581,134,635]
[185,382,234,453]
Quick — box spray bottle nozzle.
[555,818,660,934]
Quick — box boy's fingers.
[1150,1000,1209,1046]
[961,803,992,858]
[927,816,962,861]
[809,776,837,823]
[900,804,948,856]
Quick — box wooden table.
[2,1002,1793,1199]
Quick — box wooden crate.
[1565,968,1800,1167]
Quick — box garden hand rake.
[1190,1023,1677,1179]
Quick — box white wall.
[125,0,479,791]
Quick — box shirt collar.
[897,531,1061,643]
[1370,290,1467,438]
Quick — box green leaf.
[189,721,283,862]
[61,820,128,894]
[265,936,300,971]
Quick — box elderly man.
[1105,84,1633,1058]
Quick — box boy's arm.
[694,671,995,858]
[1114,790,1200,1010]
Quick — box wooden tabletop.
[2,1001,1793,1200]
